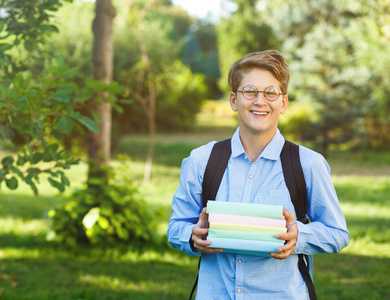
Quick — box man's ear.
[280,94,288,114]
[230,91,238,112]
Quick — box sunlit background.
[0,0,389,299]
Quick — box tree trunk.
[87,0,115,187]
[135,32,156,185]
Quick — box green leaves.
[0,143,76,195]
[48,177,65,193]
[0,43,13,51]
[57,113,100,135]
[2,156,14,169]
[6,177,18,190]
[43,144,60,162]
[57,116,73,134]
[68,112,100,133]
[31,153,44,164]
[48,163,162,248]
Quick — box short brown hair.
[228,50,290,94]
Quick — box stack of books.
[206,201,286,256]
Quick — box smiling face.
[230,68,288,141]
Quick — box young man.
[167,50,349,299]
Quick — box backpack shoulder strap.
[202,138,232,208]
[280,140,308,222]
[190,139,231,300]
[280,140,317,300]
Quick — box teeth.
[252,111,267,115]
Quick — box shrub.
[279,101,318,141]
[47,160,163,248]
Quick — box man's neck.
[239,128,277,162]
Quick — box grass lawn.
[1,100,390,299]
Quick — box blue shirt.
[167,128,350,300]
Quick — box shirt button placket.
[236,256,244,300]
[243,162,256,203]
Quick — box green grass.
[1,100,390,299]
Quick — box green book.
[208,229,282,243]
[206,201,284,220]
[209,222,287,234]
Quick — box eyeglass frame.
[236,84,284,101]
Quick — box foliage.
[278,101,318,142]
[43,0,207,141]
[0,0,73,78]
[0,54,100,194]
[0,0,129,194]
[217,0,280,93]
[265,0,390,153]
[47,157,163,248]
[181,20,221,98]
[112,2,207,133]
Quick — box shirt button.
[244,155,248,160]
[249,174,253,179]
[238,259,242,263]
[237,288,242,293]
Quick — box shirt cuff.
[295,221,309,254]
[181,224,200,256]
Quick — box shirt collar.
[231,127,285,161]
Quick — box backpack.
[189,138,317,300]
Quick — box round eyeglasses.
[237,84,283,101]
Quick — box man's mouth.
[251,111,268,116]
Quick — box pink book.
[209,213,286,228]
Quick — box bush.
[279,101,318,141]
[47,160,163,248]
[112,60,207,135]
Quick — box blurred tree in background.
[267,0,390,154]
[181,19,221,98]
[217,0,280,93]
[0,0,101,194]
[46,0,207,152]
[86,0,115,186]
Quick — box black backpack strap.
[189,139,232,300]
[281,140,317,300]
[280,140,307,221]
[202,139,232,208]
[189,258,201,300]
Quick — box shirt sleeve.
[295,148,350,255]
[167,142,214,256]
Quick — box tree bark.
[87,0,115,186]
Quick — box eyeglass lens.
[241,85,280,101]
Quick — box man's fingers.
[283,208,296,223]
[197,246,224,254]
[270,249,293,260]
[197,207,209,228]
[275,226,297,241]
[277,240,295,253]
[270,209,298,260]
[193,227,208,236]
[193,237,224,253]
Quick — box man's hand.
[270,208,298,259]
[191,207,224,254]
